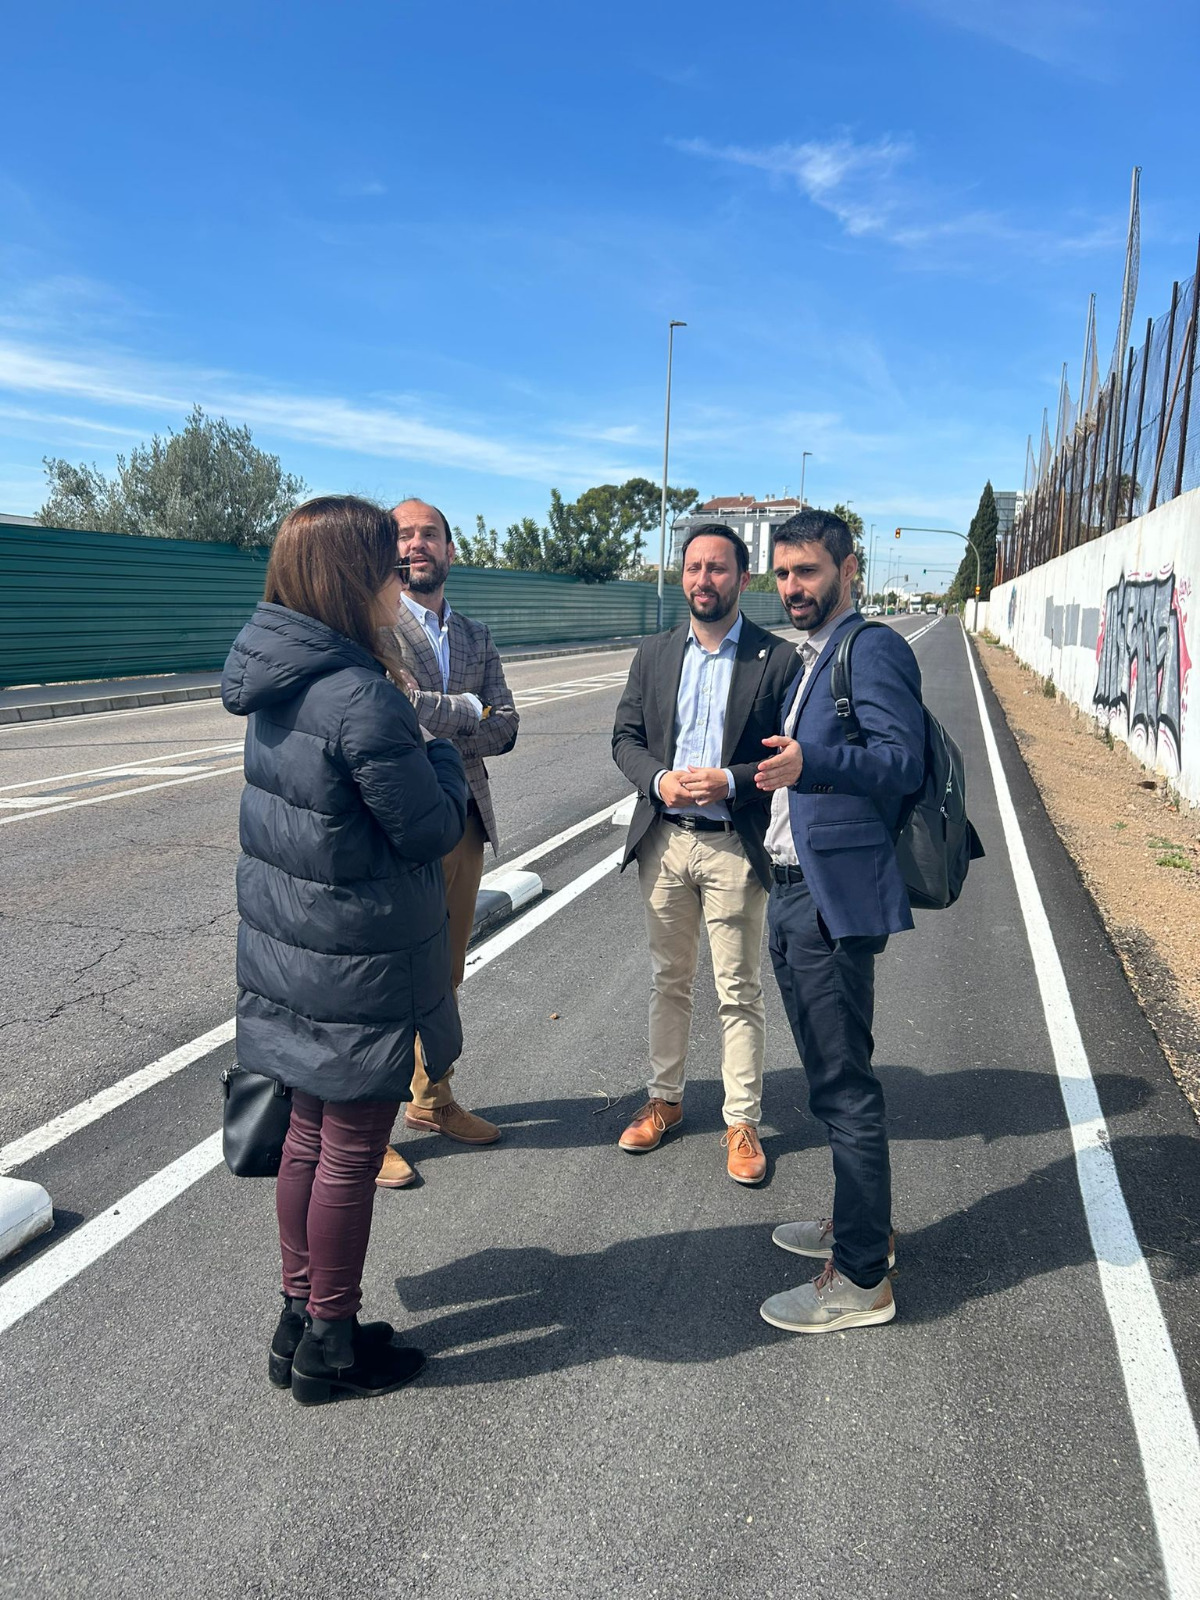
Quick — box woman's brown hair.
[263,496,402,668]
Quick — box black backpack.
[829,621,984,910]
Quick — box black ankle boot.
[269,1296,399,1390]
[291,1316,425,1406]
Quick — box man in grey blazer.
[375,498,519,1188]
[612,525,800,1184]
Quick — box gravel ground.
[975,632,1200,1123]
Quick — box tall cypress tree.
[948,481,998,604]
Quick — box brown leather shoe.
[618,1098,683,1152]
[722,1123,766,1185]
[404,1101,501,1144]
[375,1147,417,1188]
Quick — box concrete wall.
[988,487,1199,805]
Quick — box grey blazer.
[392,604,519,852]
[611,614,801,890]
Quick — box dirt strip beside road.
[975,632,1200,1123]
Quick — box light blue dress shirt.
[402,592,452,690]
[656,613,741,821]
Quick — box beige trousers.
[636,819,768,1126]
[409,807,487,1110]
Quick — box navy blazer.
[781,610,925,941]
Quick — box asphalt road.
[2,619,1198,1600]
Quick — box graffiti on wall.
[1093,569,1192,769]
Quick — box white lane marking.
[464,849,621,978]
[0,743,242,793]
[0,764,244,827]
[0,847,626,1333]
[503,801,628,873]
[0,1134,225,1337]
[964,626,1200,1596]
[0,810,626,1173]
[0,1020,237,1175]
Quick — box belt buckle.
[676,814,698,832]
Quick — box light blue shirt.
[402,592,451,690]
[657,613,741,821]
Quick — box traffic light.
[894,528,901,539]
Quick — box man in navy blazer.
[754,509,925,1336]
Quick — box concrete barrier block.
[0,1176,53,1261]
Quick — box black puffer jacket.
[221,602,469,1102]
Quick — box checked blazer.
[392,604,519,852]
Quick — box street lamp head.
[670,320,687,328]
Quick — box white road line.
[463,848,621,978]
[503,801,627,872]
[0,1020,237,1175]
[0,764,244,826]
[0,1134,225,1337]
[0,809,627,1175]
[0,742,242,793]
[0,845,625,1335]
[964,625,1200,1598]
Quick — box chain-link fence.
[998,247,1200,583]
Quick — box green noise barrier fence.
[0,525,788,687]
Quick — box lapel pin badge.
[757,648,766,658]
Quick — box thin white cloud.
[339,179,388,198]
[901,0,1117,76]
[0,337,647,488]
[673,135,911,239]
[674,133,1120,261]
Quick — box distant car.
[862,603,882,616]
[924,603,937,613]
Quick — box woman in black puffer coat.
[222,496,467,1405]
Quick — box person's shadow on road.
[392,1132,1199,1384]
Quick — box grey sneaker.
[772,1217,896,1270]
[760,1261,895,1334]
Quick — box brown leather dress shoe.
[375,1147,417,1188]
[618,1097,683,1152]
[404,1101,501,1144]
[722,1123,766,1185]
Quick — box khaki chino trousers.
[636,818,768,1126]
[409,807,487,1110]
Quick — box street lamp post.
[656,320,687,633]
[799,452,812,508]
[894,527,983,604]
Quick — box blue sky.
[1,0,1196,584]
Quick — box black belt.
[663,814,735,834]
[771,863,805,884]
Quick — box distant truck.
[908,601,923,614]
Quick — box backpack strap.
[829,619,886,747]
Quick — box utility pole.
[656,320,687,633]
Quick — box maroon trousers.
[275,1090,399,1321]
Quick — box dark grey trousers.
[767,879,893,1288]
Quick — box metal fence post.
[1108,344,1135,530]
[1129,316,1153,521]
[1172,241,1200,503]
[1149,280,1180,512]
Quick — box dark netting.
[998,270,1200,583]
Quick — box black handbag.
[221,1063,293,1177]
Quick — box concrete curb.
[0,683,222,725]
[469,868,542,945]
[0,1175,53,1262]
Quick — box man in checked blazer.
[612,524,800,1184]
[375,498,519,1187]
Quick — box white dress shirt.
[766,610,848,865]
[402,592,452,690]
